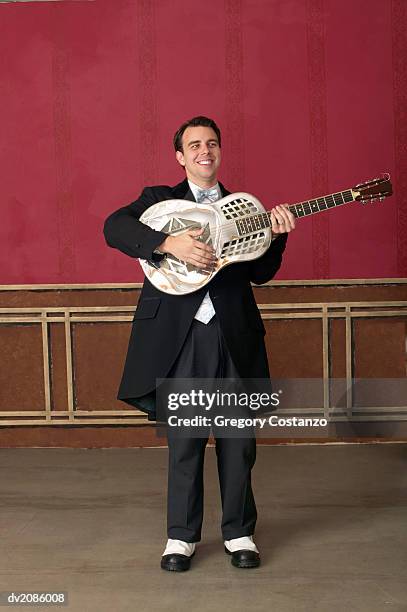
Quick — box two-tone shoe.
[161,539,196,572]
[224,535,260,568]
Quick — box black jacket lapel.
[171,178,193,201]
[219,182,230,197]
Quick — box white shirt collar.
[187,179,221,201]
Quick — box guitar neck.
[287,188,355,218]
[236,188,356,235]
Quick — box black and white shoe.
[161,539,196,572]
[224,536,260,568]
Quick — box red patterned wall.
[1,0,406,283]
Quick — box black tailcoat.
[103,178,287,412]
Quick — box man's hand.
[270,204,296,237]
[159,228,217,270]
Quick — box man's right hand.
[159,228,218,270]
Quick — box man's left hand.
[270,204,296,236]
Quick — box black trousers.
[165,316,257,542]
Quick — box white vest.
[188,180,221,325]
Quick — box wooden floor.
[0,443,406,612]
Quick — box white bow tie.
[195,187,219,203]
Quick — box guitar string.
[166,201,347,242]
[152,184,390,274]
[165,189,388,242]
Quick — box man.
[103,116,295,572]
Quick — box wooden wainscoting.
[0,280,406,446]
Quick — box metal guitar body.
[139,193,272,295]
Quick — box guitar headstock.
[352,173,393,204]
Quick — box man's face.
[175,125,221,187]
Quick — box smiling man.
[103,116,295,572]
[176,123,221,185]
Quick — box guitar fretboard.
[236,189,355,236]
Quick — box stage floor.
[0,443,406,611]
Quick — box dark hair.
[173,116,221,152]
